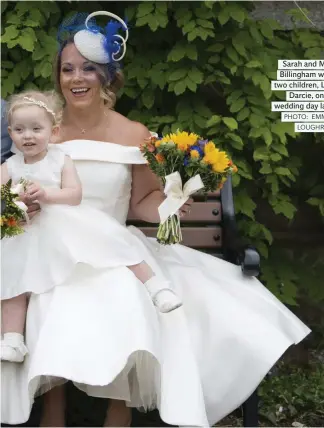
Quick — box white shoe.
[144,276,183,313]
[1,333,28,363]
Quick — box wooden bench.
[129,175,261,427]
[7,177,260,428]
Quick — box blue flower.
[198,139,208,146]
[183,157,190,166]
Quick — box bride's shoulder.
[110,111,150,147]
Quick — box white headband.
[22,97,56,119]
[74,11,128,64]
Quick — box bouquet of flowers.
[140,130,237,245]
[1,179,29,239]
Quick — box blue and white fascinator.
[58,11,128,65]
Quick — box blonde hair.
[53,38,124,109]
[7,90,63,126]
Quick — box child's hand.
[25,182,47,203]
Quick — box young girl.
[1,90,182,363]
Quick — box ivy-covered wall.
[1,1,324,309]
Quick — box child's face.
[8,105,54,160]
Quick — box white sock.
[144,276,183,313]
[1,332,28,363]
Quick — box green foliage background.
[1,1,324,309]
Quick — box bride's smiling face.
[59,43,102,108]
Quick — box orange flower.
[6,217,17,227]
[228,160,233,166]
[155,140,161,148]
[190,149,200,159]
[232,165,238,173]
[155,153,165,163]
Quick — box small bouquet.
[1,179,29,239]
[140,130,237,245]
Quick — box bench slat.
[128,202,222,223]
[137,226,222,248]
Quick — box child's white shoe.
[145,276,183,313]
[1,333,28,363]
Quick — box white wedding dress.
[1,140,310,426]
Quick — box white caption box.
[271,81,324,91]
[271,101,324,112]
[294,122,324,132]
[278,60,324,69]
[281,112,324,122]
[286,91,324,101]
[277,70,324,80]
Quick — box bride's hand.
[179,198,193,218]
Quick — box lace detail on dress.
[5,147,65,190]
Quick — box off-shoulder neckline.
[56,139,141,150]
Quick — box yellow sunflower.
[211,151,230,173]
[161,131,199,151]
[203,148,221,165]
[204,141,216,154]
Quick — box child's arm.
[26,156,82,206]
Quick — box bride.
[1,11,310,427]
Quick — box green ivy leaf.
[167,43,186,62]
[207,115,222,127]
[234,189,256,219]
[218,8,230,25]
[222,117,238,130]
[1,25,20,42]
[185,77,197,92]
[188,67,204,84]
[196,18,214,29]
[261,127,273,146]
[207,43,224,53]
[136,2,155,18]
[6,14,21,25]
[227,90,243,104]
[230,98,245,113]
[186,44,198,60]
[260,22,274,39]
[249,26,263,45]
[246,60,262,68]
[182,20,195,35]
[40,61,52,78]
[275,167,291,176]
[208,54,220,64]
[272,142,288,156]
[270,153,282,162]
[229,6,246,23]
[226,46,240,64]
[271,199,297,220]
[169,69,187,81]
[237,107,250,121]
[266,175,279,195]
[32,47,47,61]
[142,90,155,109]
[174,80,187,95]
[260,162,272,174]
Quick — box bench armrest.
[238,246,260,277]
[220,176,260,277]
